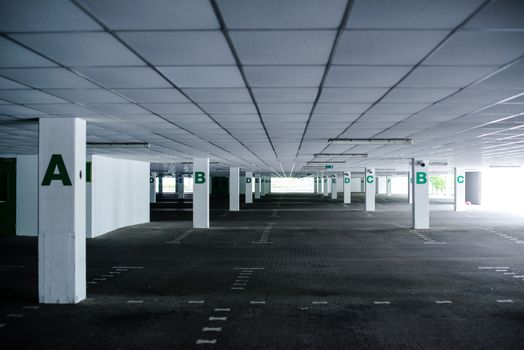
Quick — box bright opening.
[483,167,524,214]
[271,177,314,193]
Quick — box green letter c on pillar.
[457,175,465,184]
[195,171,206,184]
[416,172,427,185]
[366,175,374,184]
[42,154,72,186]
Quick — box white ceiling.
[0,0,524,176]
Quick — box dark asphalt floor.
[1,193,524,349]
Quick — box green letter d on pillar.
[416,172,427,185]
[344,177,350,184]
[195,171,206,184]
[42,154,72,186]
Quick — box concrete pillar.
[365,168,376,211]
[39,118,86,304]
[331,175,337,199]
[323,175,329,196]
[454,167,466,211]
[245,171,253,204]
[158,174,163,194]
[149,172,156,203]
[412,158,429,229]
[386,176,392,197]
[313,176,317,194]
[193,158,209,228]
[229,167,240,211]
[255,173,261,199]
[343,171,351,204]
[408,172,413,204]
[318,175,323,194]
[177,174,184,199]
[267,177,271,194]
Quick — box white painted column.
[343,171,351,204]
[318,175,323,194]
[260,176,265,197]
[331,175,337,199]
[412,158,429,229]
[254,173,261,199]
[193,158,209,229]
[323,176,329,196]
[245,171,253,204]
[39,118,86,304]
[365,168,376,211]
[454,167,466,211]
[386,176,392,197]
[229,167,240,211]
[177,174,184,199]
[149,172,156,203]
[408,172,412,204]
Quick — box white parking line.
[0,323,6,328]
[196,339,217,345]
[497,299,514,303]
[250,301,266,305]
[188,300,205,304]
[22,306,39,310]
[214,308,231,312]
[6,314,24,318]
[202,327,222,332]
[435,300,453,304]
[113,266,143,269]
[208,317,227,321]
[231,287,244,290]
[374,301,390,305]
[127,300,144,304]
[312,301,328,305]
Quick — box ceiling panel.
[119,31,235,65]
[0,68,98,88]
[231,31,336,65]
[141,103,203,115]
[216,0,347,29]
[76,67,171,88]
[367,103,430,114]
[0,0,101,32]
[159,66,245,88]
[319,88,388,103]
[399,66,497,88]
[183,88,251,103]
[115,88,189,103]
[0,37,57,68]
[47,89,128,104]
[473,62,524,89]
[77,0,219,30]
[325,66,411,87]
[200,103,257,114]
[12,33,143,67]
[259,103,313,114]
[252,88,318,103]
[315,103,370,114]
[382,87,457,103]
[0,90,69,104]
[244,66,324,87]
[465,0,524,29]
[335,30,448,65]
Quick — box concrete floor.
[1,193,524,349]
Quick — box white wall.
[87,155,149,238]
[351,177,363,192]
[0,155,39,237]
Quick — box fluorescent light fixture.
[430,161,448,166]
[313,153,368,157]
[87,142,150,148]
[328,138,413,145]
[490,165,521,168]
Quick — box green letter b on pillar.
[195,171,206,184]
[416,172,427,185]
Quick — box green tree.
[430,176,446,194]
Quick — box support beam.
[229,167,240,211]
[412,159,429,229]
[193,158,209,229]
[255,173,261,199]
[343,171,351,204]
[245,171,253,204]
[39,118,86,304]
[177,174,184,199]
[454,167,466,212]
[149,172,156,203]
[365,168,375,212]
[386,176,392,197]
[408,172,413,204]
[331,175,337,200]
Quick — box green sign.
[416,172,427,184]
[366,175,374,184]
[42,154,72,186]
[195,171,206,184]
[344,177,350,184]
[457,175,465,184]
[325,164,333,169]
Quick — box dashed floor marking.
[250,301,266,305]
[435,300,453,304]
[188,300,205,304]
[374,301,390,305]
[22,306,39,310]
[101,275,113,278]
[202,327,222,332]
[312,301,328,305]
[6,314,24,318]
[127,300,144,304]
[504,272,516,275]
[94,278,106,281]
[196,339,217,345]
[497,299,514,303]
[214,308,231,312]
[234,268,265,270]
[231,287,244,290]
[513,275,524,278]
[208,317,227,321]
[113,266,143,269]
[0,323,6,328]
[87,281,98,285]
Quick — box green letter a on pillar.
[42,154,72,186]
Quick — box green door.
[0,158,16,236]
